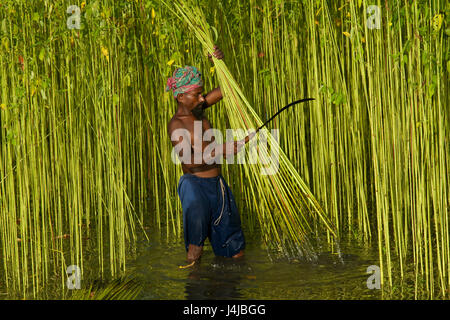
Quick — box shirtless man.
[166,46,254,264]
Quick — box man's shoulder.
[168,114,183,126]
[168,115,188,134]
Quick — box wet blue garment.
[177,173,245,257]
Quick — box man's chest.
[182,117,213,134]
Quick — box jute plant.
[163,0,339,261]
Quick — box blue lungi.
[177,173,245,257]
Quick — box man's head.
[166,65,204,103]
[176,86,205,112]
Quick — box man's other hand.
[208,45,224,63]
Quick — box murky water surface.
[0,222,426,300]
[129,227,383,300]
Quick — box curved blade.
[256,98,315,132]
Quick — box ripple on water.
[128,230,382,300]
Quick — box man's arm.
[203,87,222,110]
[168,119,255,166]
[168,119,205,170]
[203,45,224,110]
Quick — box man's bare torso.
[168,111,221,178]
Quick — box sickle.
[256,98,315,133]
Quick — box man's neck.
[175,104,191,117]
[176,104,203,120]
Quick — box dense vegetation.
[0,0,448,299]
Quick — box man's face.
[178,86,205,110]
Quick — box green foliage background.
[0,0,448,299]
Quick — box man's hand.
[224,131,256,157]
[208,45,224,64]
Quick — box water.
[129,227,383,300]
[0,223,428,299]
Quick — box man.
[166,46,254,265]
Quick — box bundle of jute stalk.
[164,0,338,260]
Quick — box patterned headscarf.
[165,66,203,99]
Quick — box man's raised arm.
[203,87,223,109]
[203,45,224,109]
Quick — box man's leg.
[210,178,246,258]
[187,244,204,262]
[178,176,210,266]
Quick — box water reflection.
[185,256,248,300]
[129,230,387,300]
